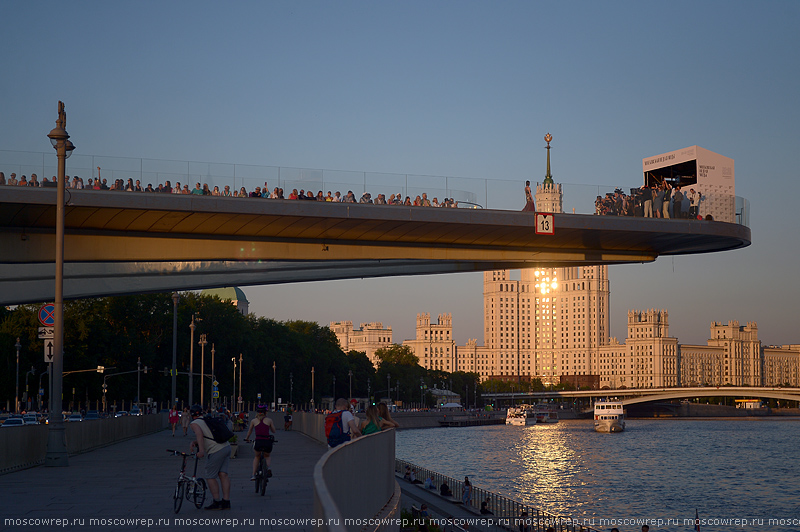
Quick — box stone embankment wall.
[0,413,168,474]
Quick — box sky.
[2,1,799,347]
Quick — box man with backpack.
[325,398,361,448]
[189,404,232,510]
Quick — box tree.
[374,344,418,366]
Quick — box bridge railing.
[0,149,750,226]
[396,458,600,532]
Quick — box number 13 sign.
[535,213,555,235]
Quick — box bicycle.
[244,438,276,496]
[167,449,206,512]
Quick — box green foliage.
[374,344,418,366]
[0,293,371,411]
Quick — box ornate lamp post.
[46,101,74,467]
[171,292,179,406]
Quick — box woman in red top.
[168,405,180,436]
[245,406,277,480]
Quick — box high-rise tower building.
[482,134,609,382]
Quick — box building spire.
[543,133,554,185]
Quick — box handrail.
[0,149,749,226]
[396,458,601,532]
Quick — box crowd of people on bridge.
[0,169,464,209]
[595,181,704,219]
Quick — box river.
[395,418,800,532]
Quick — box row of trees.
[0,293,483,412]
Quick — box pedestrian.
[189,404,231,510]
[522,180,535,212]
[181,406,191,436]
[169,404,180,436]
[462,476,472,506]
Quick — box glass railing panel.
[0,149,750,228]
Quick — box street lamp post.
[198,334,207,408]
[272,361,276,410]
[396,380,399,404]
[171,292,179,406]
[25,367,36,411]
[137,357,141,411]
[15,338,21,414]
[238,354,243,412]
[332,375,336,400]
[46,100,74,467]
[311,367,315,411]
[348,370,353,400]
[210,344,215,410]
[38,368,49,412]
[231,357,237,410]
[387,373,391,404]
[189,314,197,406]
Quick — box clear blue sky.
[2,1,799,346]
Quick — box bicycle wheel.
[259,458,268,496]
[173,481,185,513]
[193,478,207,509]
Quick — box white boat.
[593,400,625,433]
[533,405,559,423]
[506,405,537,426]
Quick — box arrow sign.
[44,340,54,363]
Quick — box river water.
[395,418,800,532]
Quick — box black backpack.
[202,415,234,443]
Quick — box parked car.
[115,411,129,417]
[84,411,100,420]
[2,418,25,427]
[22,414,39,425]
[67,413,83,422]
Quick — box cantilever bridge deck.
[0,187,750,304]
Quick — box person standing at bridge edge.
[522,181,536,212]
[189,405,231,510]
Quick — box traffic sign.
[38,327,54,339]
[535,212,555,235]
[38,304,56,326]
[212,380,219,387]
[212,391,219,399]
[43,340,54,363]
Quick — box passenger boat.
[506,405,537,426]
[593,400,625,433]
[532,405,559,423]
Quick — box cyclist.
[245,405,276,480]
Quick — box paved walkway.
[0,428,327,531]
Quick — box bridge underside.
[0,188,751,304]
